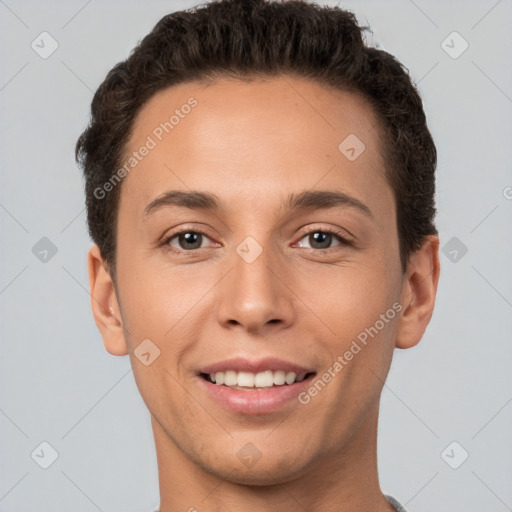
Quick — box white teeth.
[224,370,237,386]
[273,370,286,385]
[285,372,297,385]
[237,371,255,387]
[207,369,309,387]
[254,371,274,388]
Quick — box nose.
[215,238,295,335]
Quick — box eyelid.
[161,223,354,254]
[161,225,220,253]
[293,224,354,247]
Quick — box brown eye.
[177,232,203,250]
[297,230,349,250]
[308,232,332,249]
[165,230,212,251]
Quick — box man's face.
[112,76,406,483]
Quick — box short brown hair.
[75,0,437,281]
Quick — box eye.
[296,229,351,250]
[161,227,351,254]
[163,229,215,252]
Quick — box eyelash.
[295,227,353,251]
[161,226,352,254]
[161,228,217,255]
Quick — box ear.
[395,235,440,349]
[87,244,128,356]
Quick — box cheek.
[299,258,401,384]
[116,250,180,331]
[304,260,395,331]
[117,259,215,375]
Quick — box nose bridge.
[215,234,293,331]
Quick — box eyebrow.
[143,189,374,220]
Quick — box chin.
[194,445,314,486]
[210,462,304,487]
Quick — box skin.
[88,75,440,512]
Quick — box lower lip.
[198,375,315,414]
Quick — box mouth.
[200,370,316,390]
[197,357,317,414]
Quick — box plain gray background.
[1,0,511,510]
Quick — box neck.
[153,403,395,512]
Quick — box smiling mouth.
[200,370,317,390]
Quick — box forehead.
[119,76,391,222]
[128,76,384,156]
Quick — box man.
[76,1,440,510]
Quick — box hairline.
[107,74,405,283]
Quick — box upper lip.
[199,357,315,375]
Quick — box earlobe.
[395,235,441,349]
[87,245,128,356]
